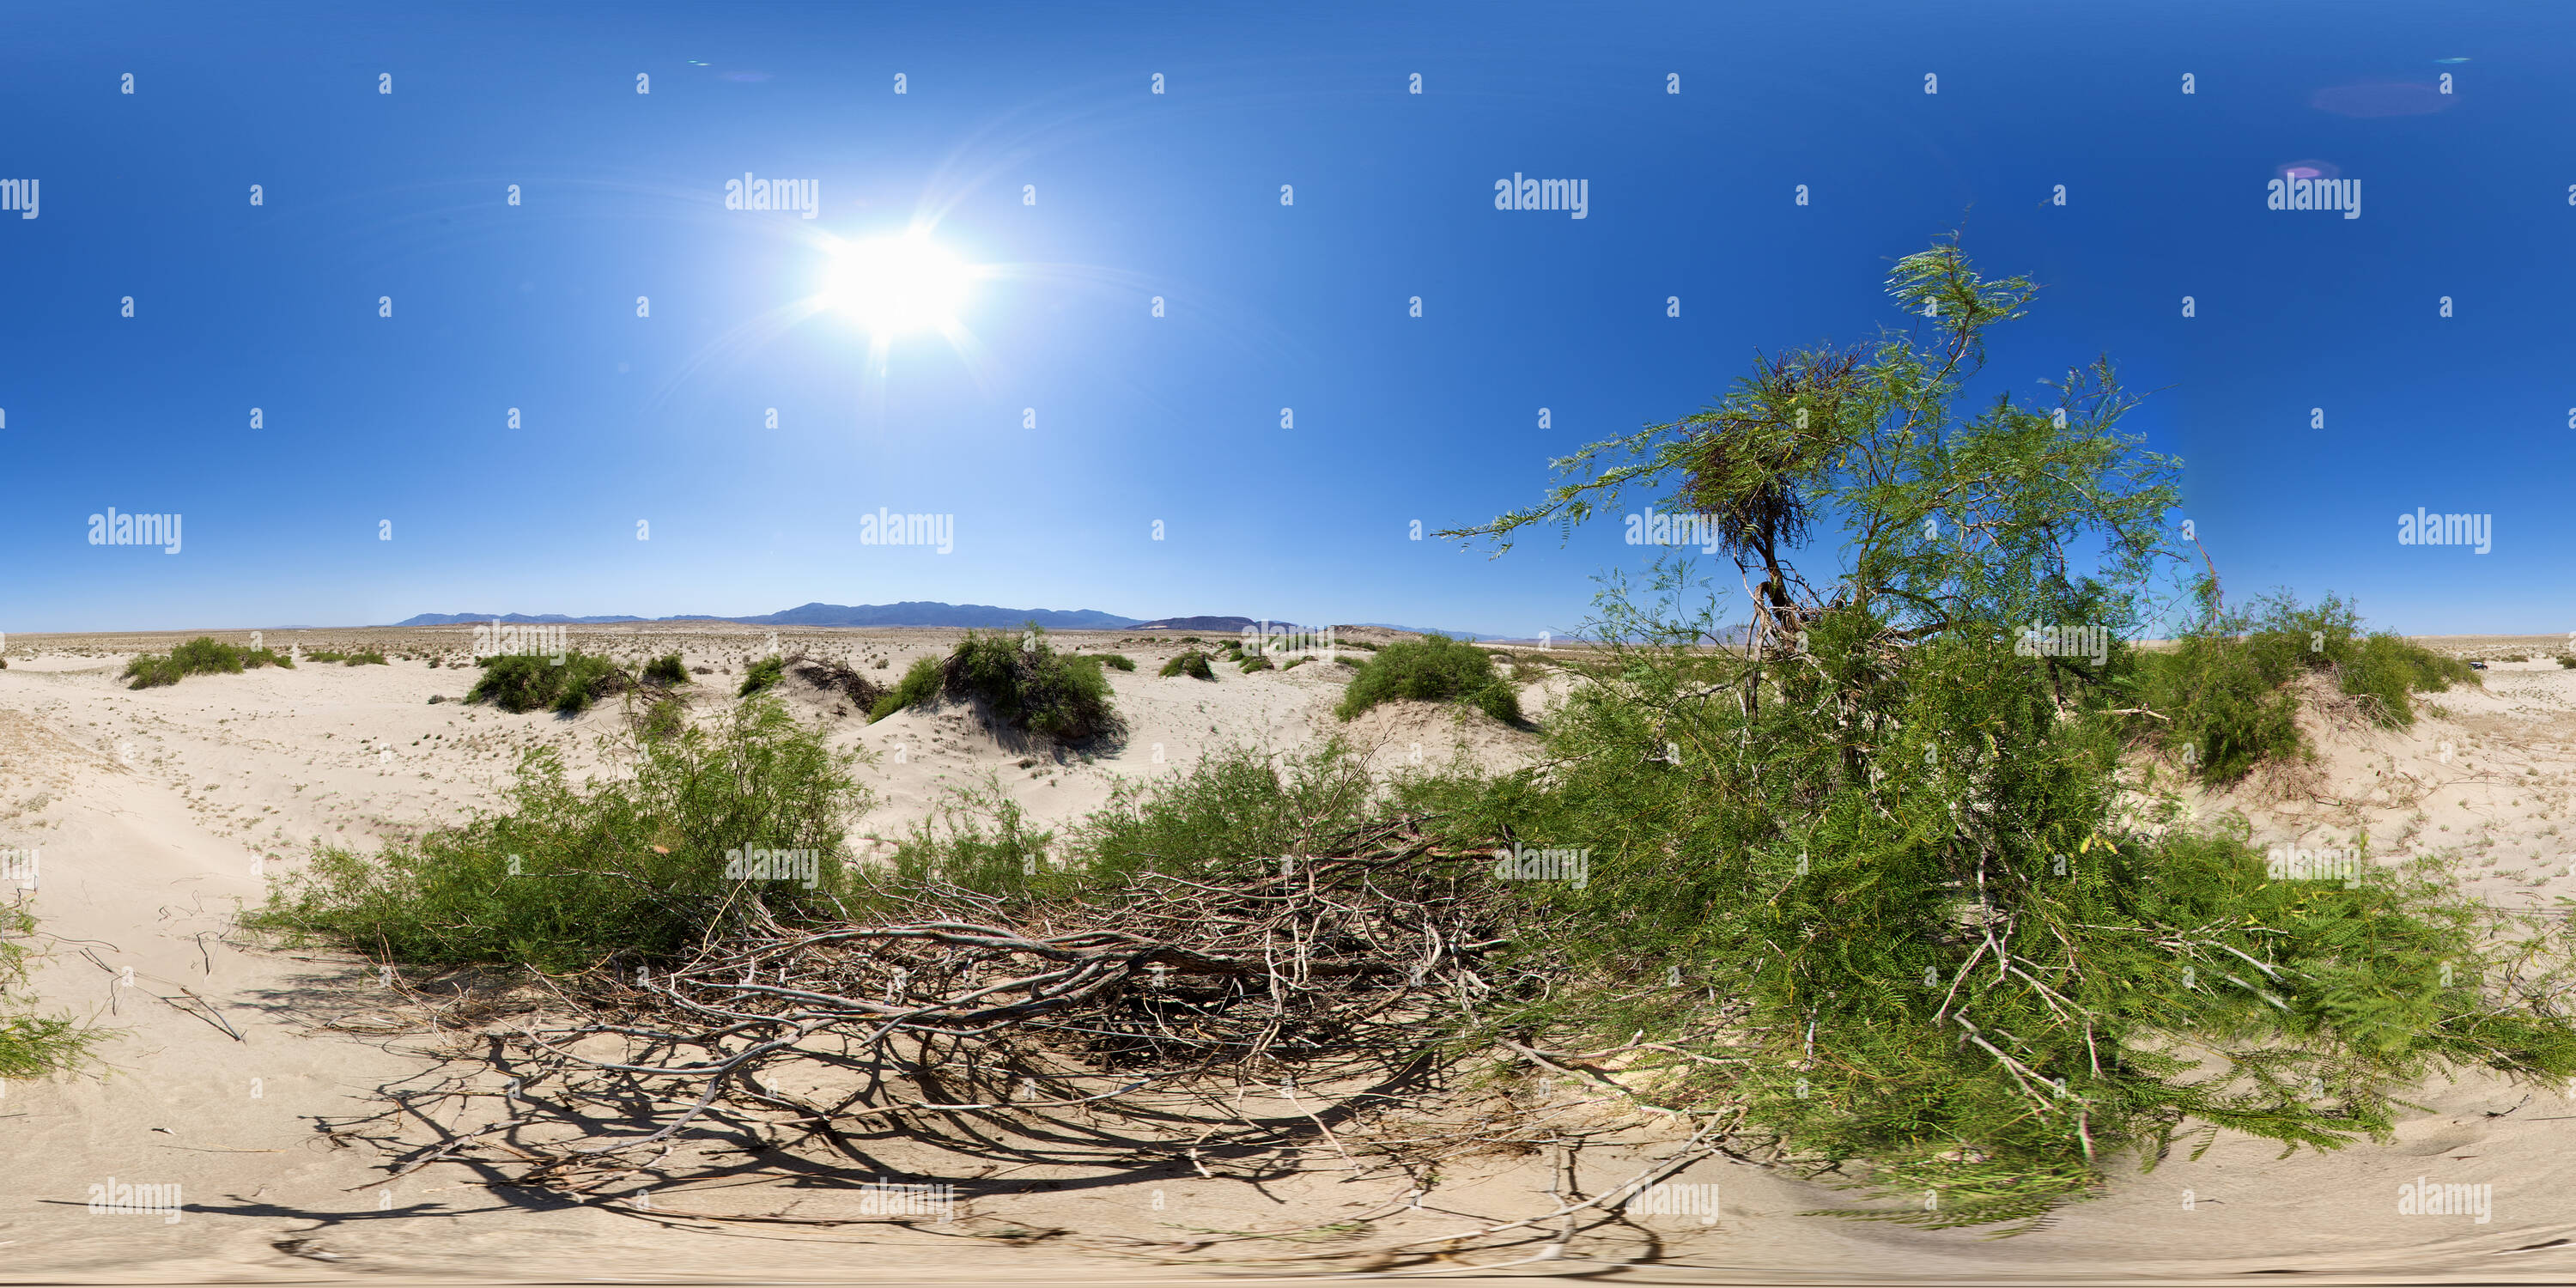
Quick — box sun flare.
[820,234,973,333]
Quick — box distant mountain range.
[386,603,1508,638]
[391,602,1143,630]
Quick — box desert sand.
[3,626,2574,1284]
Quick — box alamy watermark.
[725,847,820,888]
[2267,844,2363,887]
[471,620,568,665]
[857,1176,955,1222]
[1492,844,1590,889]
[1493,173,1589,219]
[2396,1176,2491,1223]
[1239,623,1336,660]
[2268,172,2360,219]
[1620,1180,1719,1225]
[88,1178,183,1224]
[88,507,181,553]
[2397,508,2490,554]
[724,173,818,218]
[1625,507,1722,554]
[2014,622,2109,666]
[860,508,954,555]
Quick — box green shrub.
[247,698,866,972]
[738,656,787,697]
[1335,634,1522,724]
[641,653,690,686]
[0,907,100,1078]
[123,637,292,689]
[1238,653,1274,673]
[2560,655,2576,669]
[1097,653,1137,671]
[1160,650,1215,679]
[467,652,630,714]
[870,656,943,721]
[936,627,1121,741]
[2125,592,2478,781]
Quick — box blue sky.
[3,1,2567,638]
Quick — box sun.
[820,234,973,333]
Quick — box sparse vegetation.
[1334,634,1522,724]
[1097,653,1137,671]
[1160,650,1216,680]
[642,653,690,686]
[123,636,293,689]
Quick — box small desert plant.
[870,656,944,721]
[1097,653,1137,671]
[641,653,690,686]
[738,656,787,697]
[0,907,101,1078]
[1160,650,1216,680]
[1238,653,1275,673]
[1336,634,1522,724]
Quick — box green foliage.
[1097,653,1138,671]
[304,648,388,666]
[1429,234,2576,1231]
[122,637,292,689]
[870,656,943,721]
[1335,635,1522,725]
[1160,650,1215,680]
[2561,655,2576,669]
[247,698,868,972]
[0,907,101,1078]
[642,653,690,686]
[1238,653,1275,673]
[468,652,630,714]
[938,627,1121,741]
[2125,592,2479,782]
[738,656,786,697]
[875,742,1379,898]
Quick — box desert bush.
[123,636,293,689]
[936,627,1120,741]
[1335,635,1522,724]
[870,656,943,721]
[738,656,787,697]
[641,653,690,686]
[301,648,382,665]
[1160,650,1215,679]
[2125,592,2478,781]
[468,652,630,714]
[1238,653,1274,673]
[1097,653,1137,671]
[247,698,866,971]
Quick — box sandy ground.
[3,626,2575,1284]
